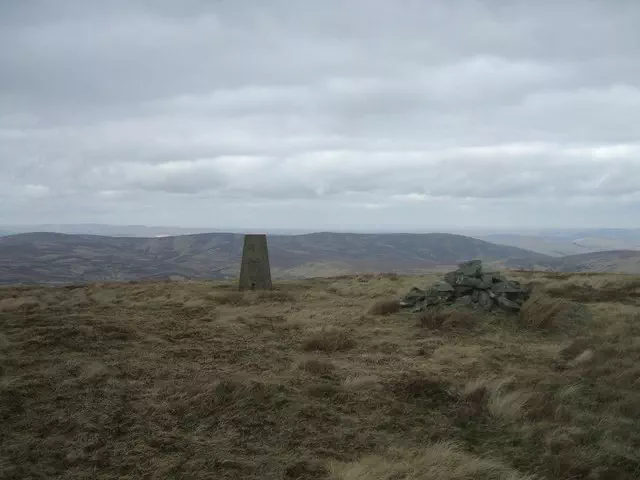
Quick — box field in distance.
[1,271,639,479]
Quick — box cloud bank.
[2,0,640,229]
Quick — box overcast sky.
[1,1,640,231]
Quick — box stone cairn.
[399,260,531,313]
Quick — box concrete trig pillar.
[238,234,272,291]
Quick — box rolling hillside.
[477,231,640,257]
[503,250,640,274]
[0,231,546,285]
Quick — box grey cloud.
[1,0,640,229]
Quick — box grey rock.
[454,295,474,307]
[425,289,453,305]
[485,272,508,283]
[400,260,526,315]
[491,282,525,295]
[433,281,454,293]
[454,285,474,296]
[495,295,521,312]
[444,271,458,285]
[477,291,494,310]
[456,276,486,289]
[457,260,483,278]
[482,273,508,285]
[400,287,426,307]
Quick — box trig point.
[239,234,272,291]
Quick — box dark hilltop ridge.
[1,231,638,285]
[1,231,544,285]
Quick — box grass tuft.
[298,358,336,376]
[462,377,534,422]
[212,291,250,306]
[330,442,535,480]
[519,292,583,330]
[256,290,296,303]
[302,328,356,352]
[368,299,401,316]
[418,309,477,331]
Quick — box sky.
[1,0,640,231]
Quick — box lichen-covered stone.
[399,287,426,307]
[495,295,521,312]
[454,295,474,307]
[491,282,525,295]
[477,291,493,310]
[444,271,459,285]
[456,276,486,289]
[457,260,483,278]
[433,281,454,292]
[454,285,474,296]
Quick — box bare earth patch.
[1,272,639,479]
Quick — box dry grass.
[330,442,535,480]
[519,292,585,330]
[256,289,297,303]
[542,273,640,305]
[302,327,357,352]
[418,309,477,331]
[212,291,250,305]
[1,272,640,479]
[463,377,535,422]
[368,299,402,316]
[298,358,336,376]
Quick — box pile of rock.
[399,260,531,313]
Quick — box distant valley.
[476,229,640,257]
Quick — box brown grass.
[256,290,297,303]
[211,290,249,305]
[544,274,640,304]
[368,299,401,316]
[1,272,639,479]
[519,292,584,330]
[330,442,535,480]
[418,308,477,330]
[302,327,357,352]
[298,358,336,376]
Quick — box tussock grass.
[298,357,336,376]
[330,442,535,480]
[368,299,401,316]
[519,292,584,330]
[377,272,400,281]
[462,377,534,421]
[1,273,639,479]
[0,296,41,312]
[256,290,296,303]
[212,291,249,306]
[302,327,356,352]
[545,274,640,304]
[418,309,477,330]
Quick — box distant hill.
[0,224,317,237]
[0,231,545,285]
[503,250,640,274]
[477,231,640,257]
